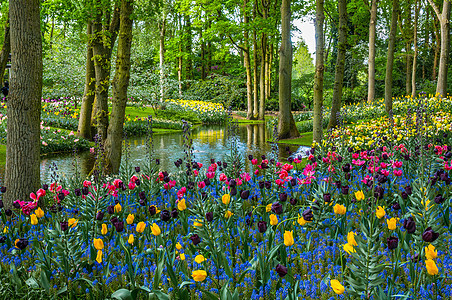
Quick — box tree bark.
[0,17,10,87]
[427,0,450,96]
[244,0,254,120]
[367,0,377,101]
[277,0,299,140]
[104,0,133,174]
[77,21,96,140]
[91,4,120,142]
[258,34,267,120]
[252,1,259,118]
[313,0,324,144]
[328,0,347,130]
[159,13,166,101]
[432,17,440,81]
[5,0,42,208]
[384,0,399,114]
[411,0,419,98]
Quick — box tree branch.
[427,0,441,21]
[227,34,247,53]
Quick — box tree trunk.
[427,0,450,96]
[328,0,347,130]
[104,0,133,174]
[266,42,272,99]
[367,0,377,101]
[406,42,412,95]
[252,1,259,118]
[159,16,166,101]
[5,0,42,208]
[258,33,267,120]
[244,0,254,120]
[313,0,325,144]
[77,21,96,140]
[384,0,399,114]
[0,17,10,87]
[91,4,120,142]
[411,0,419,98]
[184,15,192,81]
[278,0,299,140]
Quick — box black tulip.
[264,181,272,189]
[434,194,445,204]
[392,202,401,210]
[401,191,408,199]
[206,212,214,222]
[258,181,265,189]
[275,264,288,277]
[139,191,146,200]
[279,192,288,202]
[271,202,283,215]
[257,221,267,233]
[323,193,331,203]
[96,211,104,221]
[5,209,12,216]
[0,186,6,193]
[110,216,119,224]
[404,186,412,195]
[342,163,351,173]
[230,187,237,196]
[42,184,48,191]
[302,208,313,222]
[139,199,146,206]
[160,210,171,222]
[290,178,297,187]
[0,236,6,243]
[107,205,115,214]
[0,200,3,209]
[135,166,141,172]
[58,192,65,201]
[82,186,89,195]
[190,234,201,245]
[403,217,416,234]
[60,221,69,232]
[171,208,179,219]
[15,238,28,250]
[74,188,81,196]
[387,236,398,250]
[289,197,297,206]
[341,185,349,195]
[241,190,250,200]
[422,227,439,243]
[114,221,124,232]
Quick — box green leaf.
[111,289,133,300]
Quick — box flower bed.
[0,112,451,299]
[165,99,227,124]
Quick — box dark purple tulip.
[271,202,283,215]
[171,208,179,219]
[289,197,297,206]
[335,181,342,189]
[0,200,3,209]
[0,186,6,193]
[13,201,21,209]
[403,217,416,234]
[229,179,237,187]
[241,190,250,200]
[110,216,119,225]
[258,181,265,189]
[0,236,6,243]
[60,221,69,232]
[337,156,343,162]
[5,209,12,216]
[114,221,124,232]
[342,163,351,173]
[264,181,271,189]
[135,166,141,172]
[341,185,349,195]
[203,178,210,186]
[139,191,146,200]
[82,186,89,195]
[135,179,141,186]
[160,210,171,222]
[404,186,412,195]
[139,199,146,206]
[422,227,439,243]
[275,264,288,277]
[248,155,253,160]
[401,191,408,199]
[107,205,115,214]
[149,205,157,216]
[155,159,160,165]
[323,193,331,203]
[257,221,267,233]
[302,208,313,222]
[206,212,213,222]
[15,238,28,250]
[434,194,445,204]
[287,157,294,163]
[230,187,237,196]
[74,188,81,196]
[279,193,288,202]
[211,158,216,164]
[96,211,104,221]
[392,202,401,210]
[58,192,65,201]
[190,234,201,245]
[387,236,398,250]
[222,162,227,168]
[290,178,297,187]
[41,184,48,191]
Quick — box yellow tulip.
[347,231,357,246]
[222,194,231,205]
[101,224,108,235]
[191,270,207,282]
[425,244,437,260]
[96,250,102,263]
[343,243,356,254]
[126,214,134,225]
[193,220,203,227]
[177,199,187,211]
[376,206,386,219]
[269,214,278,226]
[114,203,122,213]
[68,218,78,228]
[195,255,205,264]
[297,216,308,226]
[35,207,44,218]
[284,231,294,246]
[354,190,364,201]
[93,238,104,250]
[128,234,134,245]
[224,210,234,219]
[176,242,183,250]
[425,259,438,275]
[3,226,8,233]
[386,218,398,230]
[179,253,186,261]
[151,223,161,236]
[330,279,345,295]
[136,222,146,233]
[266,203,272,212]
[333,204,346,215]
[30,214,38,225]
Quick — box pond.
[33,123,309,183]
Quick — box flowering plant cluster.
[165,99,227,124]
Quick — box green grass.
[270,132,314,146]
[232,118,265,124]
[0,144,4,164]
[153,128,182,135]
[124,106,156,119]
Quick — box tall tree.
[367,0,377,101]
[277,0,298,139]
[312,0,324,143]
[243,0,254,120]
[327,0,347,129]
[411,0,419,98]
[0,16,10,86]
[384,0,399,114]
[427,0,450,96]
[104,0,134,174]
[5,0,42,207]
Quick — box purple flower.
[422,227,439,243]
[275,264,288,277]
[190,234,201,245]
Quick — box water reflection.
[10,123,308,183]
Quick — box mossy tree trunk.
[384,0,399,114]
[0,16,10,87]
[367,0,377,102]
[313,0,325,144]
[104,0,133,174]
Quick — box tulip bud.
[387,236,398,250]
[160,210,171,222]
[275,264,288,277]
[190,234,201,245]
[257,221,267,233]
[206,212,213,222]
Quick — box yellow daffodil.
[114,203,122,213]
[343,243,356,254]
[179,253,186,261]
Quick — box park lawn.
[271,131,314,146]
[124,106,157,119]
